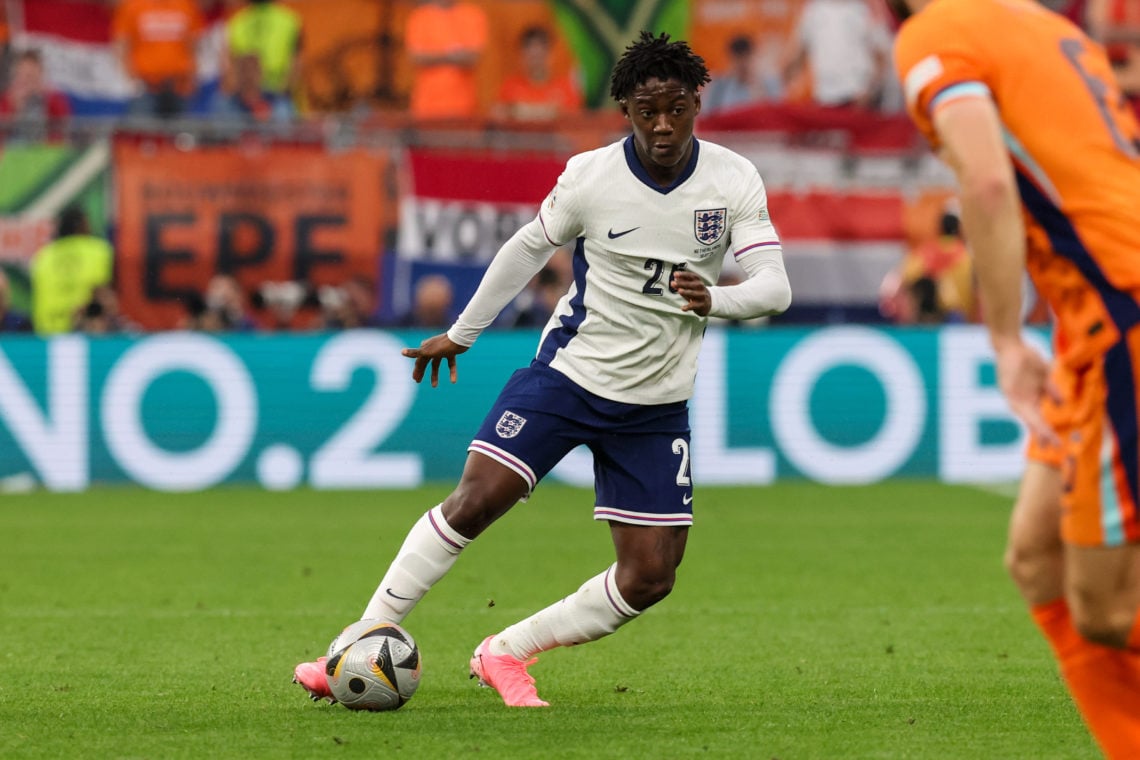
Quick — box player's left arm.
[933,97,1057,444]
[684,172,791,319]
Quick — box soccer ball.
[326,618,387,660]
[325,620,421,711]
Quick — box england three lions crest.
[694,208,727,245]
[495,411,527,438]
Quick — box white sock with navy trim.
[489,564,640,660]
[361,505,470,623]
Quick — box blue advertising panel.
[0,326,1045,492]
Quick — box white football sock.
[489,564,640,660]
[361,505,470,623]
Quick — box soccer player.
[889,0,1140,755]
[294,31,792,708]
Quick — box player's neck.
[634,140,694,187]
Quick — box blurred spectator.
[212,53,274,122]
[1039,0,1090,26]
[405,0,488,121]
[74,285,134,334]
[511,265,566,327]
[0,268,31,332]
[29,207,114,335]
[703,35,781,114]
[180,292,225,331]
[249,280,315,331]
[0,50,71,140]
[225,0,302,122]
[319,276,382,330]
[397,274,454,328]
[113,0,205,119]
[1087,0,1140,114]
[903,276,945,325]
[0,3,9,87]
[493,26,583,123]
[180,273,258,331]
[782,0,891,108]
[880,207,975,324]
[204,273,257,330]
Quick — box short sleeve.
[894,11,992,147]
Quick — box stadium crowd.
[0,0,1133,335]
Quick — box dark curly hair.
[609,31,711,102]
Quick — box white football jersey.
[533,136,782,405]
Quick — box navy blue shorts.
[470,362,694,526]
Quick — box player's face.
[622,77,701,181]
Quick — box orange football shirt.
[895,0,1140,366]
[113,0,204,90]
[404,2,488,120]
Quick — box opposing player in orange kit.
[889,0,1140,756]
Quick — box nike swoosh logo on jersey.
[682,493,693,505]
[607,226,640,239]
[385,588,415,601]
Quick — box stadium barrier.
[0,325,1045,493]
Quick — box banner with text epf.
[114,142,391,330]
[0,326,1046,492]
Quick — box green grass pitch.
[1,483,1097,759]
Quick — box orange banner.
[114,141,389,329]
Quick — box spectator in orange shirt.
[405,0,488,121]
[493,25,583,123]
[879,206,976,324]
[113,0,205,119]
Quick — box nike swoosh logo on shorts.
[607,227,639,239]
[385,588,415,601]
[682,493,693,505]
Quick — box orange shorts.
[1025,363,1068,470]
[1038,330,1140,547]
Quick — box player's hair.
[609,31,710,102]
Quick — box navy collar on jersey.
[623,135,700,194]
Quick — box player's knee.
[1003,515,1063,605]
[441,485,517,539]
[1003,538,1042,596]
[1069,591,1134,648]
[619,566,676,611]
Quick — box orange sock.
[1129,607,1140,653]
[1031,599,1140,759]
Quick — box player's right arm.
[932,97,1057,444]
[400,221,556,387]
[895,12,1058,444]
[402,168,583,386]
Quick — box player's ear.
[694,92,702,116]
[619,98,630,121]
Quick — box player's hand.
[401,333,469,387]
[994,339,1061,447]
[672,270,711,317]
